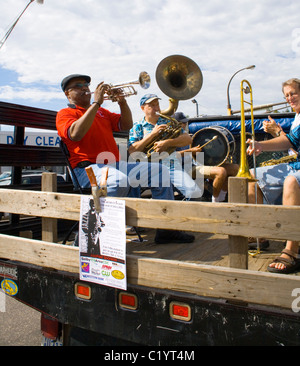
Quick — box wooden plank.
[0,234,299,309]
[0,189,299,241]
[42,173,57,243]
[0,189,81,221]
[0,234,78,273]
[228,177,248,269]
[127,255,300,310]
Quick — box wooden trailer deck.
[126,229,287,273]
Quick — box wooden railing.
[0,175,300,311]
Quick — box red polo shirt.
[56,105,121,169]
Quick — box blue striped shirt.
[128,116,169,147]
[286,114,300,168]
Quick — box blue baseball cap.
[173,112,188,123]
[140,94,161,106]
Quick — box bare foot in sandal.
[268,241,300,274]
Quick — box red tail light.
[119,292,138,310]
[75,282,91,300]
[41,313,60,340]
[170,301,191,322]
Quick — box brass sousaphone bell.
[155,55,203,115]
[143,55,203,158]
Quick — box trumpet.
[86,71,150,102]
[236,79,257,182]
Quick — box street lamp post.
[0,0,44,50]
[191,99,199,117]
[226,65,255,115]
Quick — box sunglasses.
[67,82,90,90]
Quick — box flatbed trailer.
[1,183,300,346]
[1,101,300,347]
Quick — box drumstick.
[197,135,218,149]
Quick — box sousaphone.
[155,55,203,115]
[142,55,203,158]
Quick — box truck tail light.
[41,313,60,340]
[75,282,91,300]
[169,301,191,322]
[119,292,138,310]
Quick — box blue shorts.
[251,161,300,204]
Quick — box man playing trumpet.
[56,75,194,244]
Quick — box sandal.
[267,249,300,274]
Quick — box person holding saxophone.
[247,78,300,273]
[128,94,203,201]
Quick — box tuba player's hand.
[152,139,170,153]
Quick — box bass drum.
[191,126,236,166]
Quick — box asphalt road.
[0,293,41,346]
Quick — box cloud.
[0,85,62,102]
[0,0,299,120]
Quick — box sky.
[0,0,299,123]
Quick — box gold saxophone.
[260,153,297,167]
[143,114,183,158]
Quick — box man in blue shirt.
[128,94,203,200]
